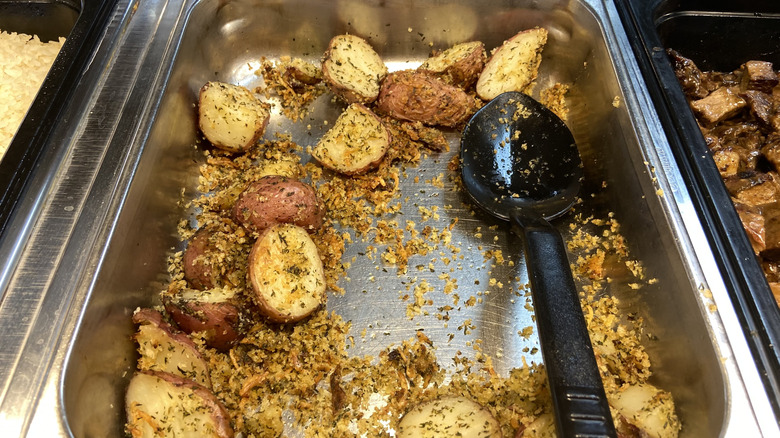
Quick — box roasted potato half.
[232,175,325,234]
[132,308,211,388]
[476,27,548,101]
[208,154,302,213]
[247,223,326,323]
[164,287,244,351]
[281,57,323,89]
[312,103,392,175]
[418,41,486,89]
[322,34,387,104]
[198,81,270,154]
[125,371,234,438]
[611,384,681,438]
[397,396,502,438]
[376,70,478,128]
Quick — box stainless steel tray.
[0,0,776,436]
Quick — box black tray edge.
[615,0,780,418]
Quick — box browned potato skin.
[232,175,325,234]
[183,227,221,290]
[418,41,486,89]
[126,370,234,438]
[163,292,243,351]
[376,70,478,127]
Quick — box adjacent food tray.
[615,0,780,415]
[0,0,115,236]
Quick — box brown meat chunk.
[690,86,746,125]
[712,148,740,177]
[741,60,779,94]
[773,87,780,131]
[761,205,780,261]
[743,90,776,131]
[667,49,714,99]
[763,260,780,283]
[732,172,780,207]
[724,171,766,196]
[707,121,764,169]
[735,201,766,253]
[770,283,780,306]
[761,133,780,171]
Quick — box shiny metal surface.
[0,0,777,436]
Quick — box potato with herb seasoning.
[182,226,223,290]
[232,175,325,234]
[376,70,479,127]
[611,383,681,438]
[280,57,323,89]
[418,41,486,89]
[132,308,211,388]
[312,103,392,175]
[515,413,554,437]
[163,287,245,351]
[247,223,326,323]
[198,81,270,153]
[125,370,234,438]
[321,34,387,104]
[397,396,503,437]
[476,28,548,101]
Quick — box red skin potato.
[164,295,244,351]
[183,227,221,290]
[376,70,478,128]
[418,41,486,89]
[232,175,325,234]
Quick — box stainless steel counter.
[0,0,777,436]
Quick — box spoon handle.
[513,213,617,438]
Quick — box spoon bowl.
[460,91,616,438]
[461,91,582,221]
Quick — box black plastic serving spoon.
[460,91,617,437]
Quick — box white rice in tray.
[0,30,65,160]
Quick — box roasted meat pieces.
[669,49,780,302]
